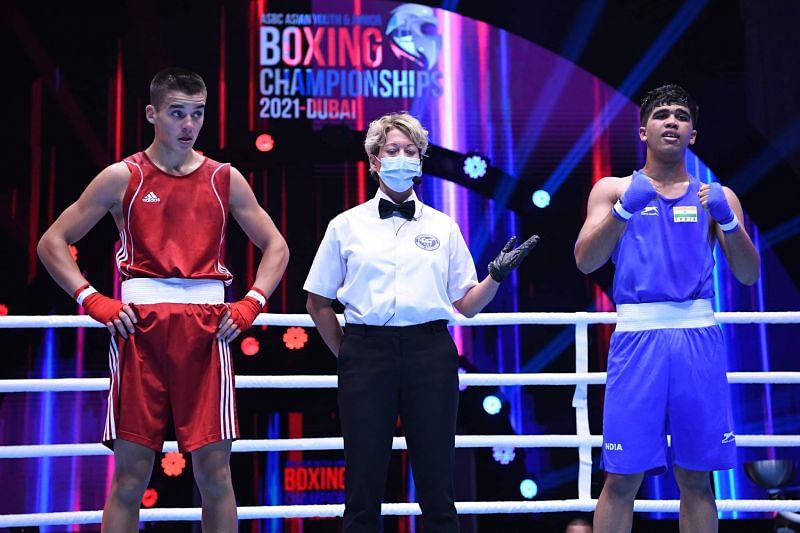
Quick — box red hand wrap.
[74,284,124,324]
[228,297,261,331]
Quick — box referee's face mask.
[377,155,421,192]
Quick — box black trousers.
[338,320,460,533]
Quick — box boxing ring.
[1,311,799,527]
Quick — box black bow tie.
[378,198,415,220]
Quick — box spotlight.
[161,451,186,477]
[141,487,158,508]
[241,336,260,356]
[255,133,275,152]
[463,154,488,179]
[520,478,538,499]
[283,326,309,350]
[492,446,515,465]
[482,394,502,415]
[532,189,550,208]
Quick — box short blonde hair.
[364,112,429,159]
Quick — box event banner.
[258,2,443,122]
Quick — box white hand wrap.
[246,289,267,308]
[612,200,633,221]
[718,213,739,233]
[75,285,98,305]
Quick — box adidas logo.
[142,191,161,203]
[721,432,735,444]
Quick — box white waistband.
[615,299,717,331]
[121,278,225,305]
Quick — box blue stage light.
[541,0,709,199]
[520,478,538,499]
[482,394,502,415]
[492,446,516,465]
[463,154,488,179]
[532,189,550,208]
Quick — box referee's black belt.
[344,320,448,336]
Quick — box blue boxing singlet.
[611,174,715,305]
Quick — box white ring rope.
[2,500,800,527]
[1,311,800,329]
[3,434,800,459]
[3,371,800,393]
[1,311,798,526]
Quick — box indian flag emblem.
[673,205,698,223]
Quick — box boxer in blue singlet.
[575,84,761,533]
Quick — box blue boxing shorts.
[601,299,737,475]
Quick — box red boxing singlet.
[117,152,233,285]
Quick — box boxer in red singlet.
[38,67,289,532]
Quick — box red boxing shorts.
[103,278,238,452]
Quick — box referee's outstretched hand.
[488,234,540,282]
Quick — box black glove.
[488,235,540,282]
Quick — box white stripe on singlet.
[115,229,128,269]
[209,163,233,284]
[121,160,145,276]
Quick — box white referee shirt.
[304,189,479,326]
